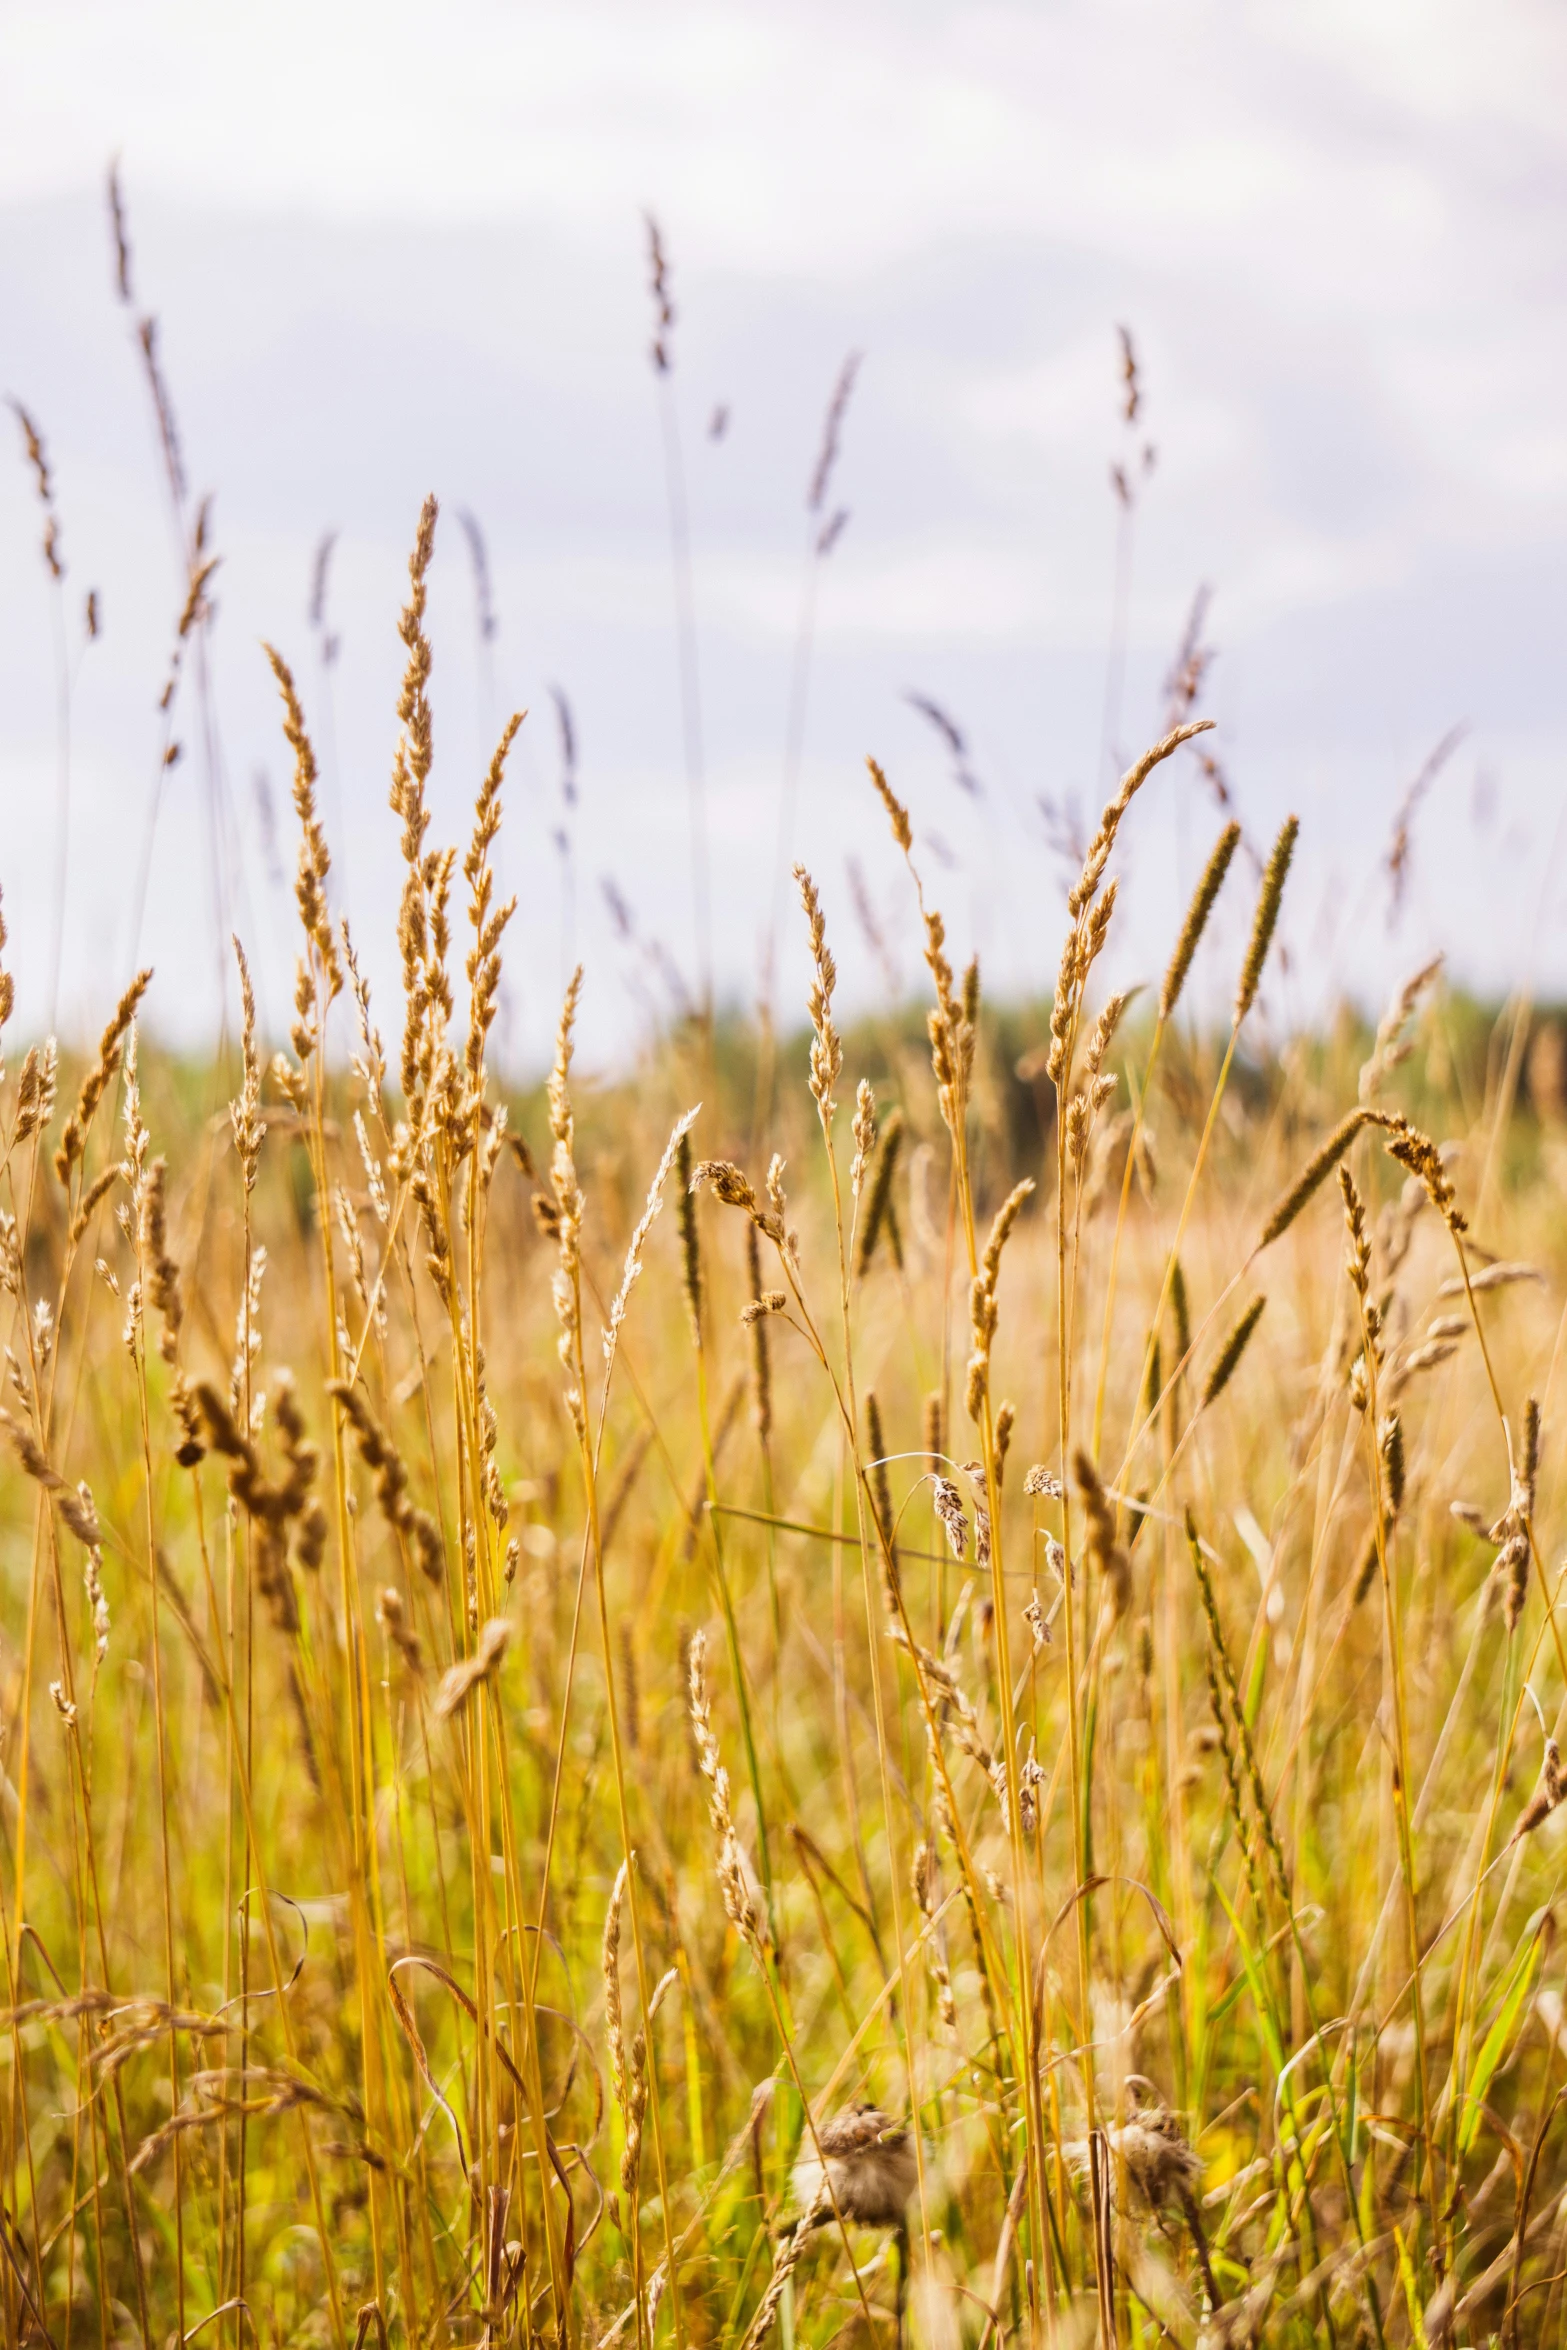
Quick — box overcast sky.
[3,0,1566,1065]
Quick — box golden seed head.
[1161,820,1240,1021]
[1234,814,1298,1026]
[866,756,913,854]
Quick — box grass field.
[3,481,1567,2350]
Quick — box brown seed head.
[264,643,342,1008]
[1234,815,1298,1026]
[1200,1294,1266,1411]
[1258,1109,1371,1251]
[55,968,152,1187]
[434,1615,512,1720]
[794,865,843,1118]
[1161,821,1241,1020]
[1075,1447,1131,1619]
[1069,721,1213,919]
[854,1106,904,1279]
[866,756,913,854]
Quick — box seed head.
[1234,815,1298,1026]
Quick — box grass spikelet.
[854,1106,904,1278]
[137,1156,183,1363]
[547,968,587,1419]
[1373,1110,1467,1236]
[1382,1410,1406,1518]
[462,711,523,1102]
[688,1628,759,1941]
[0,1408,62,1489]
[866,756,913,854]
[1187,1512,1289,1903]
[1257,1107,1372,1249]
[1233,814,1298,1025]
[1521,1396,1541,1520]
[67,1161,122,1247]
[230,934,266,1189]
[390,496,439,1107]
[8,399,64,579]
[1045,922,1079,1089]
[994,1398,1015,1487]
[326,1378,443,1582]
[865,1391,898,1602]
[1511,1736,1564,1843]
[967,1177,1034,1418]
[606,1108,700,1372]
[675,1128,704,1345]
[1069,720,1214,917]
[1170,1256,1190,1366]
[737,2224,809,2350]
[1201,1294,1266,1409]
[376,1585,423,1674]
[1500,1533,1531,1632]
[192,1374,319,1633]
[1082,989,1130,1088]
[1360,954,1444,1101]
[850,1078,876,1199]
[13,1037,57,1141]
[794,864,842,1120]
[602,1860,628,2115]
[55,965,151,1185]
[264,641,342,1015]
[433,1615,511,1721]
[1074,1446,1131,1619]
[932,1476,968,1560]
[1161,820,1241,1019]
[1354,1411,1406,1601]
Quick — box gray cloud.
[2,0,1566,1063]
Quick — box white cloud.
[2,0,1567,1058]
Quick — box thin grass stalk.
[1048,1030,1096,2319]
[938,1065,1059,2321]
[651,368,710,1023]
[9,1110,159,2341]
[1187,1517,1386,2341]
[728,1183,1022,2144]
[304,960,397,2320]
[1346,1278,1438,2279]
[857,781,1054,2308]
[181,1497,348,2344]
[548,1041,687,2346]
[453,1125,563,2324]
[128,1282,186,2342]
[1089,1008,1165,1462]
[811,1077,941,2308]
[692,1339,777,1938]
[1117,1025,1240,1504]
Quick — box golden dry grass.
[2,494,1567,2350]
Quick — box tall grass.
[7,179,1567,2348]
[1,505,1566,2350]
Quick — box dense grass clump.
[3,501,1567,2350]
